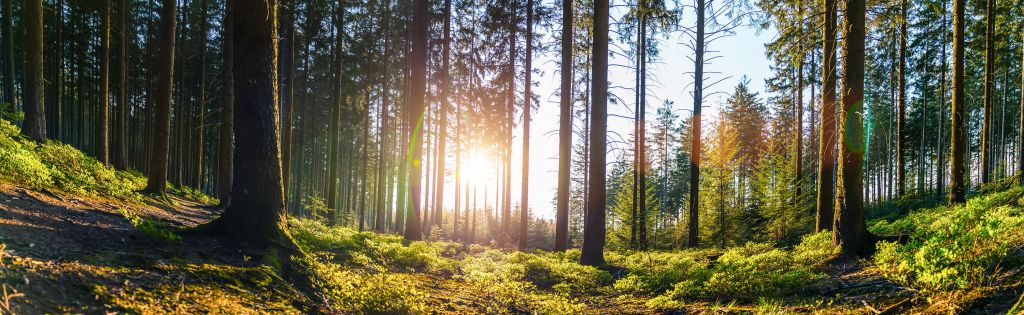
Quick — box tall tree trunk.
[1019,33,1024,180]
[554,0,573,252]
[816,0,837,232]
[281,0,296,210]
[114,0,128,169]
[687,0,705,247]
[326,3,344,226]
[580,0,608,266]
[949,0,966,204]
[433,0,451,234]
[637,1,648,250]
[144,0,177,195]
[218,0,234,206]
[3,0,14,112]
[203,0,295,253]
[98,0,111,164]
[980,0,995,184]
[194,0,208,189]
[519,0,533,251]
[404,0,428,241]
[896,0,907,197]
[22,0,45,141]
[833,0,870,258]
[937,0,947,193]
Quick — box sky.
[444,1,777,220]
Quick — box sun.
[460,151,495,187]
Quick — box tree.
[833,0,870,258]
[896,0,906,197]
[519,0,533,251]
[144,0,177,196]
[815,0,837,232]
[554,0,573,252]
[580,0,608,266]
[200,0,297,253]
[22,0,45,141]
[405,0,428,241]
[2,0,13,113]
[979,0,995,184]
[326,1,344,226]
[98,0,111,164]
[218,0,234,206]
[948,0,965,204]
[687,0,706,247]
[114,0,129,170]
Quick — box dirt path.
[0,183,308,314]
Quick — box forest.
[0,0,1022,313]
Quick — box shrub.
[169,184,219,205]
[873,186,1024,292]
[792,231,840,267]
[611,251,710,295]
[300,255,427,314]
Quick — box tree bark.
[833,0,870,258]
[949,0,966,204]
[22,0,45,141]
[144,0,177,195]
[896,0,906,197]
[519,0,533,251]
[979,0,995,184]
[687,0,705,247]
[218,0,234,206]
[3,0,14,112]
[554,0,573,251]
[326,2,344,226]
[114,0,129,169]
[404,0,428,241]
[580,0,608,266]
[816,0,837,232]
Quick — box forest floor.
[0,181,1021,314]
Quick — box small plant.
[169,184,220,205]
[120,209,181,241]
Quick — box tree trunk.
[22,0,45,141]
[218,0,234,206]
[114,0,129,169]
[687,0,705,247]
[980,0,995,184]
[3,0,14,112]
[204,0,295,253]
[144,0,177,195]
[580,0,608,266]
[554,0,572,252]
[326,3,344,226]
[97,0,111,164]
[816,0,837,232]
[895,0,906,197]
[833,0,870,258]
[949,0,966,204]
[937,0,947,193]
[404,0,428,241]
[519,0,533,251]
[194,0,208,189]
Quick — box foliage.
[168,184,219,205]
[299,255,427,314]
[873,185,1024,292]
[0,119,144,201]
[120,209,182,242]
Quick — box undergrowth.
[0,119,144,201]
[872,180,1024,299]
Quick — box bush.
[873,185,1024,292]
[300,255,427,314]
[611,251,711,295]
[169,184,219,205]
[457,251,587,314]
[0,119,144,201]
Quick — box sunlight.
[461,151,495,188]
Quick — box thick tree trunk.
[218,0,234,206]
[580,0,608,266]
[554,0,572,252]
[22,0,45,141]
[204,0,294,251]
[833,0,870,258]
[144,0,177,195]
[949,0,966,204]
[816,0,837,232]
[404,0,428,241]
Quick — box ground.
[0,181,1019,314]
